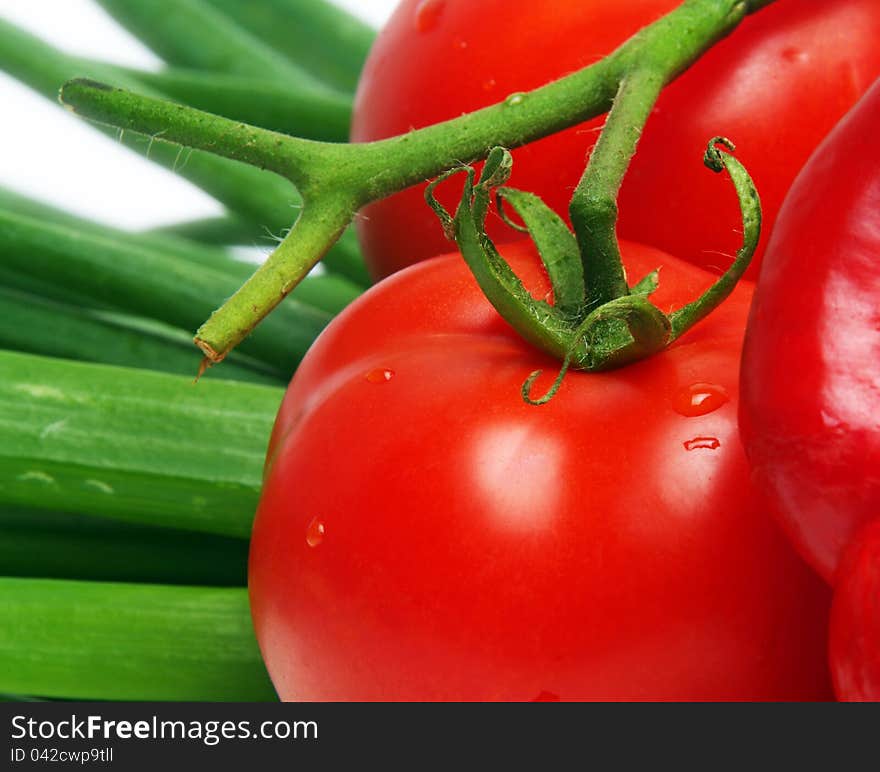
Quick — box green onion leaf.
[0,579,275,701]
[0,351,281,538]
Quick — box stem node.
[56,0,777,367]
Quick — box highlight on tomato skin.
[351,0,880,281]
[829,518,880,702]
[248,240,833,702]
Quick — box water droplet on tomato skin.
[683,436,721,451]
[482,78,497,93]
[414,0,444,33]
[673,383,729,417]
[365,368,395,384]
[781,46,808,64]
[306,517,325,548]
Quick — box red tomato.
[739,77,880,584]
[351,0,880,280]
[829,519,880,701]
[249,240,831,701]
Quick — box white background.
[0,0,397,230]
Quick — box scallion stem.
[109,64,352,141]
[0,578,275,701]
[0,17,300,232]
[0,351,281,538]
[0,506,248,586]
[202,0,375,92]
[95,0,331,93]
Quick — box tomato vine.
[58,0,776,369]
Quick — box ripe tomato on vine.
[249,241,832,701]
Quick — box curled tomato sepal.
[426,139,761,404]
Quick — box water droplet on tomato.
[482,78,497,93]
[673,382,729,417]
[414,0,444,32]
[781,47,808,64]
[505,92,525,107]
[684,436,720,451]
[453,37,468,50]
[365,368,395,384]
[305,517,325,548]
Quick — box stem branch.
[570,71,664,309]
[60,79,327,188]
[58,0,773,365]
[195,201,355,361]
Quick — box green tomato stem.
[0,183,369,301]
[0,209,339,372]
[60,79,326,187]
[59,0,775,365]
[195,201,355,362]
[0,10,371,282]
[429,135,758,398]
[571,71,663,309]
[495,187,584,318]
[0,17,301,233]
[101,63,353,141]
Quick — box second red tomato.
[352,0,880,279]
